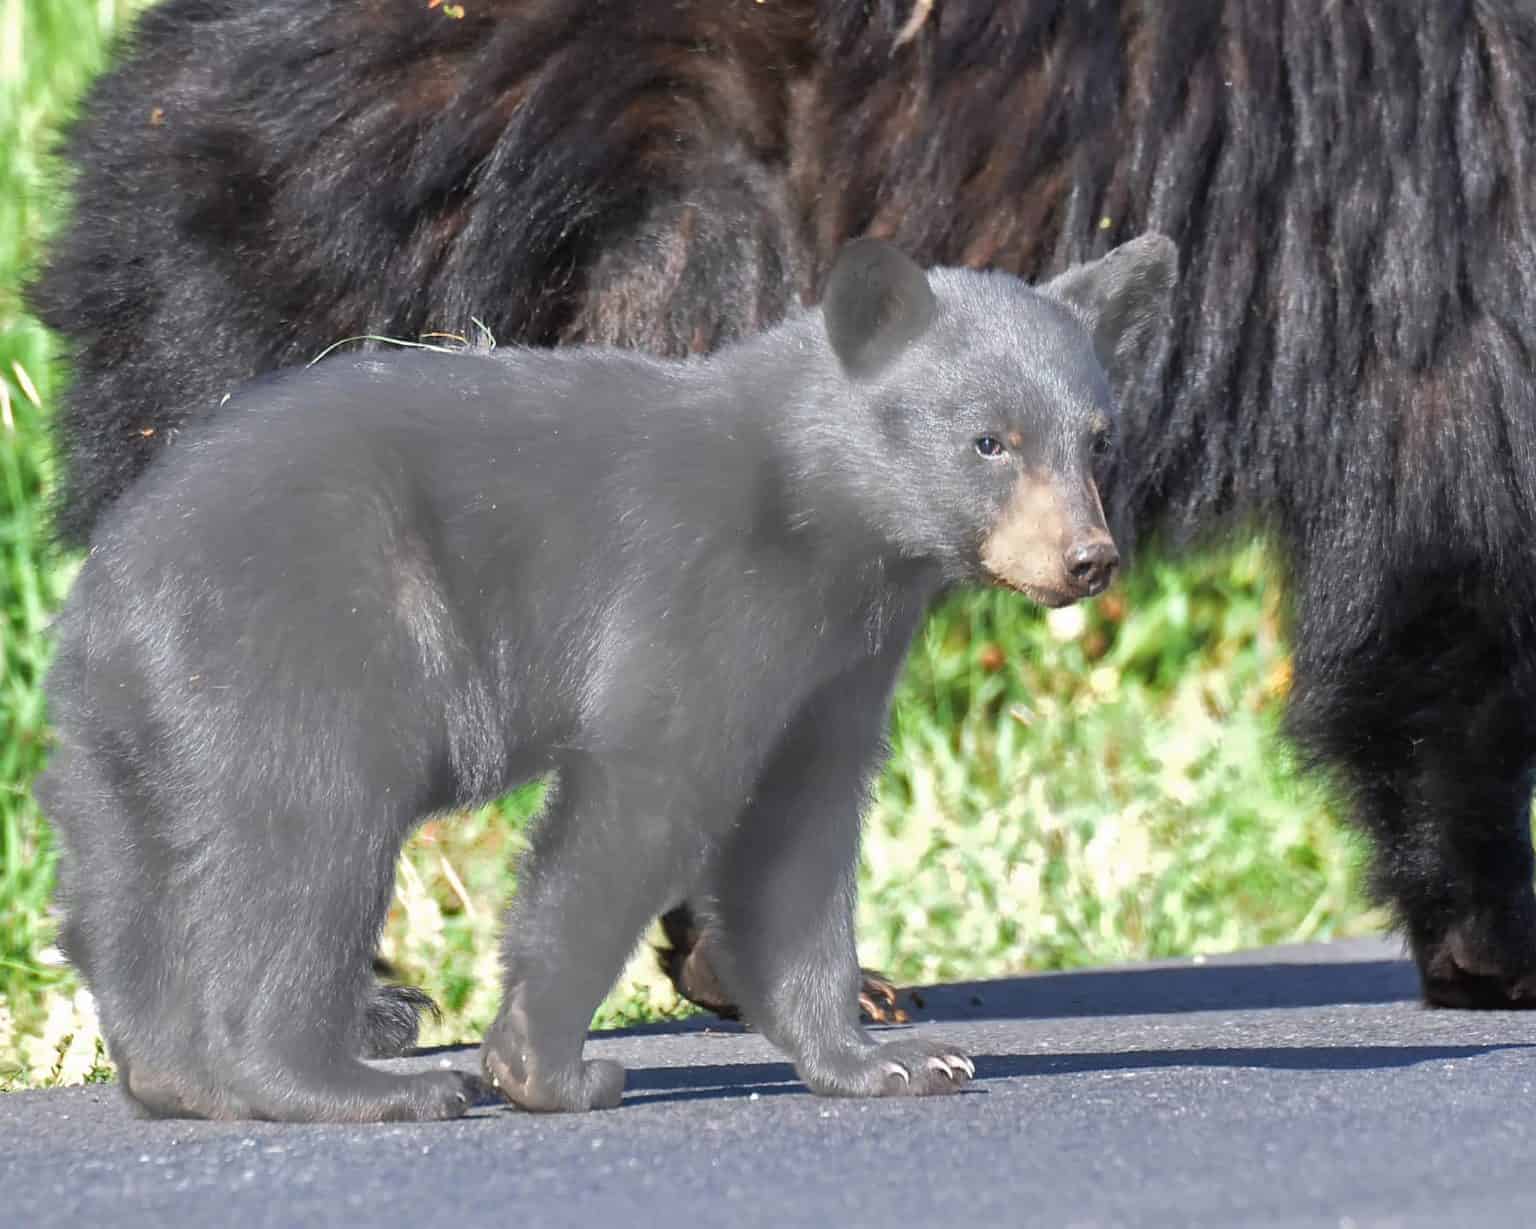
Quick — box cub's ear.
[1041,233,1178,389]
[821,238,938,379]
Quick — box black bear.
[29,0,1536,1014]
[34,235,1175,1121]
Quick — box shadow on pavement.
[621,1062,804,1105]
[617,1042,1534,1107]
[895,955,1421,1023]
[588,950,1422,1043]
[971,1042,1535,1078]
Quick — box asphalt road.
[5,936,1535,1228]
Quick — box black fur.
[35,238,1171,1121]
[362,984,440,1061]
[29,0,1536,1011]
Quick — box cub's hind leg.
[35,722,234,1120]
[41,733,473,1121]
[185,775,478,1122]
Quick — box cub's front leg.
[710,653,973,1098]
[481,751,713,1112]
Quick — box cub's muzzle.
[980,472,1119,606]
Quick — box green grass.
[0,0,1376,1089]
[1,0,142,1090]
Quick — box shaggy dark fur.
[29,0,1536,1011]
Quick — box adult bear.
[29,0,1536,1013]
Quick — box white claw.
[928,1055,971,1080]
[952,1054,976,1079]
[882,1061,910,1085]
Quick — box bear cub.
[37,235,1175,1122]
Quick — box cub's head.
[819,233,1176,604]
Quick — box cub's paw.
[379,1070,481,1122]
[482,1044,625,1113]
[803,1038,974,1098]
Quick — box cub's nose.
[1065,538,1119,597]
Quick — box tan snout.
[980,472,1119,606]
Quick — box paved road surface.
[5,937,1536,1228]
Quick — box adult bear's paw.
[1412,902,1536,1009]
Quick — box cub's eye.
[974,436,1007,459]
[1090,432,1112,460]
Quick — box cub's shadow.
[607,949,1535,1107]
[617,1042,1532,1107]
